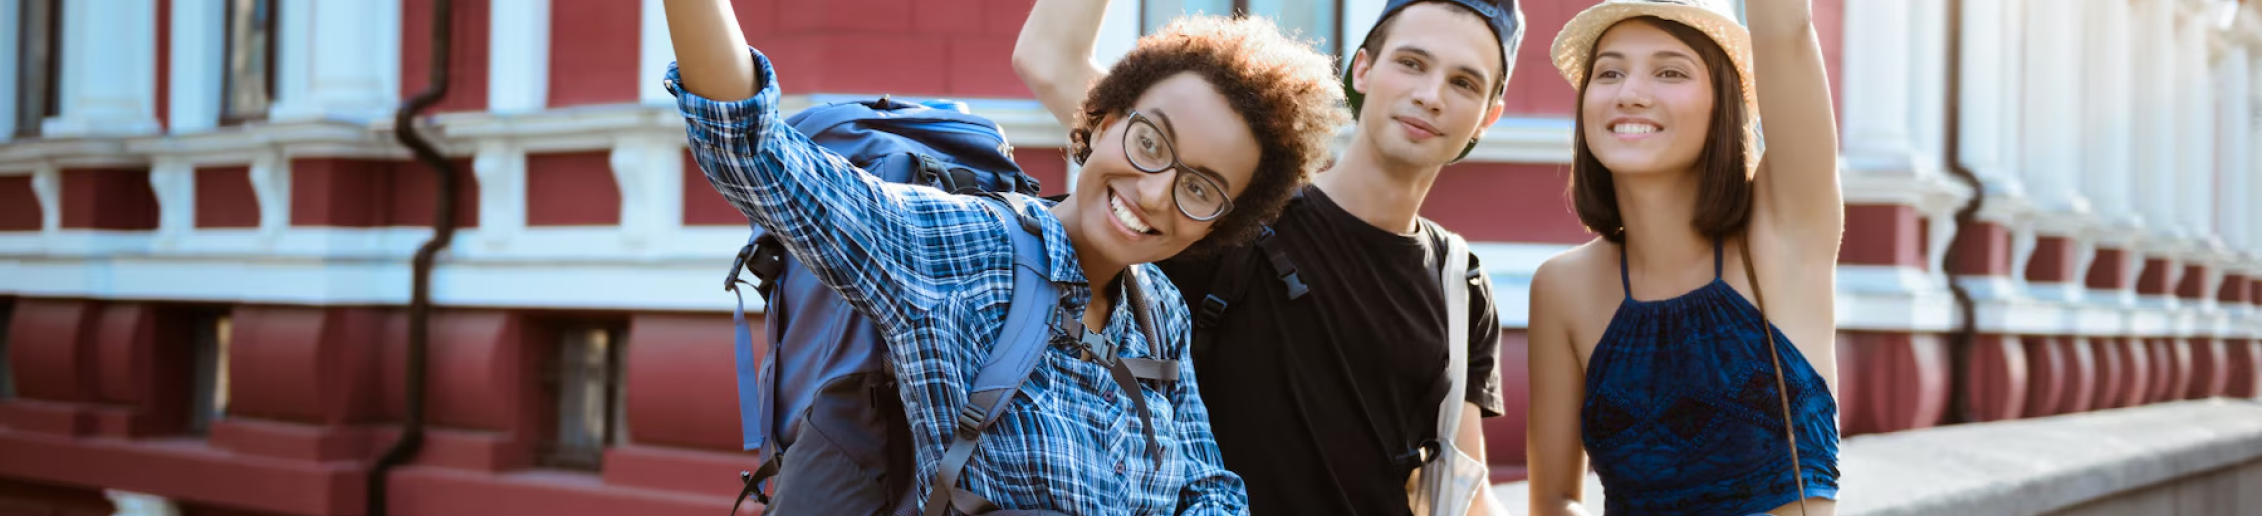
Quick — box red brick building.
[0,0,2257,514]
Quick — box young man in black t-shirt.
[1015,1,1524,514]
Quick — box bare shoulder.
[1531,239,1620,338]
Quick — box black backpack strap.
[730,232,789,301]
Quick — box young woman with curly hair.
[662,0,1345,514]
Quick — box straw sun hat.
[1551,0,1763,162]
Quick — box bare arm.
[1012,0,1112,126]
[1744,0,1843,254]
[1525,260,1593,516]
[662,0,758,101]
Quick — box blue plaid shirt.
[669,48,1246,516]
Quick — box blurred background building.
[0,0,2257,514]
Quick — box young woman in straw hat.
[1525,0,1842,515]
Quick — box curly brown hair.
[1066,15,1348,260]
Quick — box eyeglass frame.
[1121,111,1236,222]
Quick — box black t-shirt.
[1160,185,1504,516]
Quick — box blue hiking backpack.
[720,97,1172,516]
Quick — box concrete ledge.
[1493,399,2262,515]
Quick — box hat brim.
[1550,2,1756,121]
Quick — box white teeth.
[1612,123,1661,134]
[1110,192,1154,234]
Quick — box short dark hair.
[1569,16,1750,244]
[1068,16,1348,260]
[1355,1,1511,97]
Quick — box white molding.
[248,148,288,238]
[637,0,675,106]
[269,0,401,124]
[149,158,194,246]
[471,140,526,249]
[43,0,163,138]
[489,0,552,114]
[611,135,686,249]
[168,0,224,134]
[0,0,20,142]
[31,166,58,234]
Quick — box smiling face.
[1349,2,1505,167]
[1579,18,1715,177]
[1063,72,1261,268]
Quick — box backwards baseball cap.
[1343,0,1527,119]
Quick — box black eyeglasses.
[1122,111,1234,222]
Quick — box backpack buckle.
[1196,295,1229,329]
[727,242,759,292]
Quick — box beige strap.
[1739,236,1809,516]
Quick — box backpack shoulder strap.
[924,194,1059,516]
[1432,227,1472,446]
[1192,226,1281,358]
[1119,267,1180,385]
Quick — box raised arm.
[1744,0,1843,253]
[662,0,758,101]
[1525,261,1593,516]
[1012,0,1113,127]
[664,1,999,330]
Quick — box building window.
[1143,0,1342,59]
[220,0,277,124]
[188,312,231,434]
[13,0,59,138]
[1,299,14,400]
[542,324,626,471]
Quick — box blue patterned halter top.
[1579,241,1840,515]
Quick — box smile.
[1611,123,1662,134]
[1109,188,1159,236]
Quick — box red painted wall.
[60,169,158,230]
[289,158,479,228]
[401,0,492,113]
[1419,162,1591,244]
[0,176,38,230]
[546,0,642,107]
[526,152,622,226]
[195,166,259,228]
[1498,0,1847,123]
[1842,204,1923,266]
[2026,236,2077,283]
[739,0,1032,98]
[1949,222,2009,275]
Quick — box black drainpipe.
[1939,0,1983,425]
[371,0,458,514]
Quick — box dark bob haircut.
[1569,16,1750,244]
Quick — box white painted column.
[168,0,224,133]
[1907,0,1949,176]
[1840,0,1920,175]
[2177,7,2218,246]
[0,0,22,141]
[43,0,162,137]
[2019,0,2087,218]
[611,135,686,248]
[638,0,676,105]
[149,158,195,246]
[1955,0,2028,201]
[269,0,402,124]
[2221,45,2253,253]
[2135,0,2185,242]
[2251,48,2262,259]
[489,0,551,113]
[472,141,527,248]
[2084,0,2141,233]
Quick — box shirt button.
[1103,389,1117,403]
[1115,460,1126,475]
